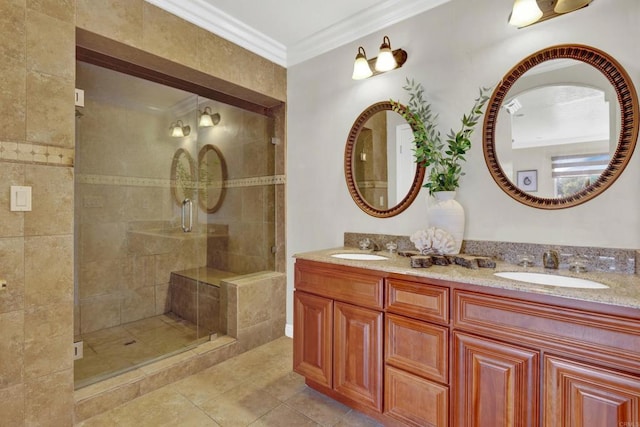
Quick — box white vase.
[427,191,465,254]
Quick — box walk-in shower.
[74,61,276,388]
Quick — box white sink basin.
[331,253,388,261]
[494,272,609,289]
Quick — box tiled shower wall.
[207,182,278,273]
[355,110,388,209]
[0,1,286,425]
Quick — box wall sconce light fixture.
[509,0,592,28]
[199,107,221,127]
[170,120,190,137]
[352,36,408,80]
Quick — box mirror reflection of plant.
[175,160,196,200]
[391,78,491,195]
[198,156,222,201]
[556,175,597,198]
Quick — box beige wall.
[0,1,286,425]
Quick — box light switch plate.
[10,186,32,211]
[73,341,83,360]
[75,88,85,107]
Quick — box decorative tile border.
[356,180,388,189]
[77,173,286,188]
[0,142,286,186]
[77,174,170,187]
[225,175,286,188]
[0,141,74,166]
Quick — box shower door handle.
[181,198,193,232]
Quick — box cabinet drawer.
[385,365,448,427]
[385,314,448,384]
[295,260,384,309]
[386,278,449,324]
[454,290,640,373]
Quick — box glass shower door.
[74,61,208,388]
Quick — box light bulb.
[199,107,220,127]
[170,120,189,137]
[508,0,543,27]
[352,47,373,80]
[199,113,214,127]
[171,123,184,137]
[374,36,397,72]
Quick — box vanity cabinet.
[293,258,640,427]
[453,289,640,427]
[293,260,384,412]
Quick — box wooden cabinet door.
[544,355,640,427]
[333,301,383,412]
[293,291,332,388]
[453,331,539,427]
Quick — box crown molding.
[145,0,287,66]
[287,0,451,66]
[145,0,451,68]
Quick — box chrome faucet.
[543,250,559,269]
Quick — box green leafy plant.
[176,161,196,200]
[391,78,491,195]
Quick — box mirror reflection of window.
[552,153,608,197]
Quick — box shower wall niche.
[74,60,277,387]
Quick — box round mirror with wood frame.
[483,44,639,209]
[345,101,425,217]
[170,148,196,205]
[197,144,227,213]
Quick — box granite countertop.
[295,247,640,311]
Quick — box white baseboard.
[285,323,293,338]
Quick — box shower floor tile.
[74,314,208,387]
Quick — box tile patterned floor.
[75,314,209,388]
[76,337,384,427]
